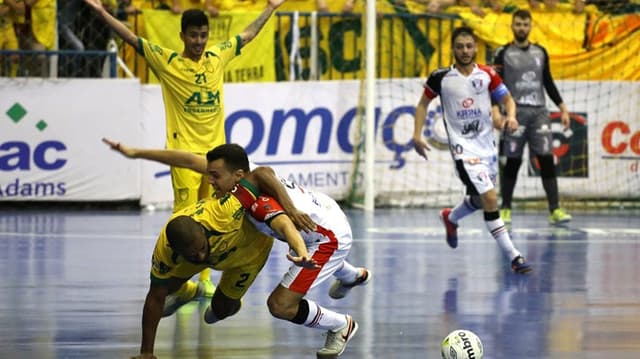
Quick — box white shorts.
[454,156,498,196]
[279,216,352,294]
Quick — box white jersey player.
[412,26,532,274]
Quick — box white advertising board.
[0,78,141,201]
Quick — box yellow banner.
[143,9,276,82]
[458,8,640,80]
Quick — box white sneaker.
[316,315,359,358]
[329,268,371,299]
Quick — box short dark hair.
[181,9,209,33]
[451,26,476,47]
[206,143,250,172]
[165,215,200,250]
[513,9,532,21]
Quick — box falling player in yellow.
[84,0,285,285]
[101,140,317,359]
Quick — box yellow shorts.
[170,166,213,212]
[161,230,273,300]
[0,23,18,50]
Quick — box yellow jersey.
[138,35,242,152]
[150,179,262,283]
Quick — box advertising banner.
[0,78,142,201]
[2,79,637,204]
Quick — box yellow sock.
[9,62,18,77]
[174,280,198,302]
[199,268,211,282]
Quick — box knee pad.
[537,155,556,179]
[504,158,522,179]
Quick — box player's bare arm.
[102,138,208,174]
[137,283,169,358]
[84,0,139,51]
[491,104,504,130]
[250,166,317,233]
[500,92,519,132]
[269,215,319,269]
[239,0,285,47]
[413,93,432,160]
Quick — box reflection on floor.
[1,208,639,359]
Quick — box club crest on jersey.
[471,78,483,91]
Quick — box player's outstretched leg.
[316,315,359,358]
[329,267,371,299]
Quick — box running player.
[493,9,572,225]
[103,139,369,358]
[412,26,532,274]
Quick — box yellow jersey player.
[85,0,285,293]
[138,184,273,359]
[0,0,22,76]
[84,0,285,211]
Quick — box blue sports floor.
[1,207,639,359]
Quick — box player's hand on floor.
[289,210,317,233]
[102,138,136,158]
[286,253,319,269]
[413,138,431,160]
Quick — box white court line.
[1,230,639,244]
[0,232,157,241]
[367,226,640,236]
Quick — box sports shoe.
[500,208,512,224]
[549,208,572,224]
[440,208,458,249]
[316,315,359,358]
[329,268,371,299]
[163,279,215,317]
[511,255,532,274]
[204,298,242,324]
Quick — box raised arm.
[84,0,140,51]
[102,138,207,174]
[238,0,285,47]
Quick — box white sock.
[333,261,359,284]
[449,196,479,224]
[485,218,520,260]
[303,299,348,331]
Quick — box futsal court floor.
[1,206,639,359]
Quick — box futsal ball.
[441,329,483,359]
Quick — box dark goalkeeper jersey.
[493,43,564,108]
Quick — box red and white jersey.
[423,64,509,160]
[246,165,352,247]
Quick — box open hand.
[413,137,431,160]
[102,137,136,158]
[286,253,319,269]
